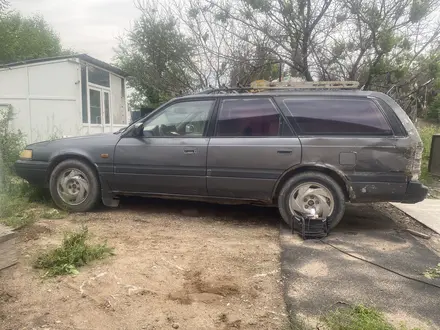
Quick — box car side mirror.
[185,124,195,134]
[133,122,144,136]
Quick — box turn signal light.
[19,149,32,159]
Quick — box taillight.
[411,142,423,181]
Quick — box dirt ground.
[0,199,286,330]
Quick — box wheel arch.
[272,164,352,203]
[47,153,99,184]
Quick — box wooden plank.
[0,224,17,270]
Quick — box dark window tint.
[283,98,392,135]
[374,98,407,136]
[216,98,286,137]
[88,66,110,87]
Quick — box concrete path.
[391,199,440,234]
[281,204,440,329]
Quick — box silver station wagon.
[15,82,427,228]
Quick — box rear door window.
[280,98,393,136]
[215,98,292,137]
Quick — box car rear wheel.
[278,171,346,229]
[49,159,100,212]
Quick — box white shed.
[0,54,129,143]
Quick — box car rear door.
[206,96,302,201]
[275,95,409,202]
[111,98,216,196]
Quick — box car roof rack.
[197,80,360,94]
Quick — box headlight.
[19,149,32,159]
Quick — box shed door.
[89,87,111,133]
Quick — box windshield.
[115,102,168,134]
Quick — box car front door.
[207,97,302,201]
[111,99,216,195]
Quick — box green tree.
[115,6,199,108]
[0,12,65,64]
[0,0,9,12]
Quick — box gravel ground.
[0,199,287,330]
[281,203,440,330]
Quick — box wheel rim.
[289,182,334,218]
[56,168,90,206]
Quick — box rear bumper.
[14,160,49,186]
[401,181,428,203]
[350,179,427,203]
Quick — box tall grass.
[0,105,65,228]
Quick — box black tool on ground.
[291,214,330,239]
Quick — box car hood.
[25,133,123,164]
[27,133,119,148]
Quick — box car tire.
[278,171,346,229]
[49,159,100,212]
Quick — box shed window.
[81,66,88,123]
[88,66,110,87]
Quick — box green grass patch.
[423,263,440,279]
[34,227,114,277]
[0,193,38,228]
[284,305,422,330]
[321,305,420,330]
[0,178,66,228]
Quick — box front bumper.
[401,181,428,203]
[14,160,49,186]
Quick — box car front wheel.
[49,159,100,212]
[278,171,346,229]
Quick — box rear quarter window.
[280,98,393,136]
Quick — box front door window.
[143,100,214,137]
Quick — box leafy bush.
[426,95,440,121]
[34,227,114,277]
[0,105,25,191]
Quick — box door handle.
[184,149,196,154]
[277,150,293,154]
